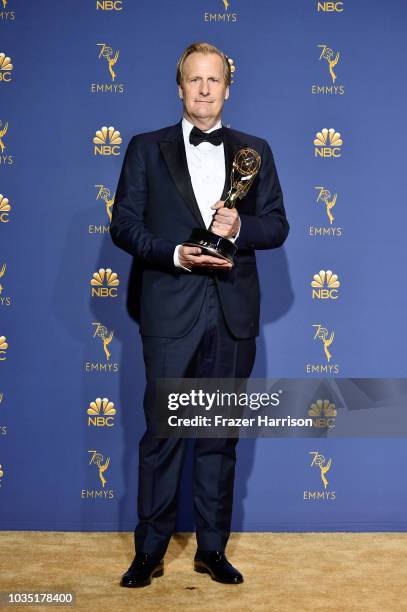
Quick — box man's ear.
[178,85,184,100]
[224,85,230,101]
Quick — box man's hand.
[178,245,233,269]
[210,200,240,239]
[177,201,240,270]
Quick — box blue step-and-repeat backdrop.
[1,0,407,531]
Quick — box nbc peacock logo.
[311,269,340,299]
[314,128,342,157]
[93,126,122,156]
[317,1,344,13]
[0,194,11,222]
[96,0,123,11]
[308,399,337,429]
[0,336,7,360]
[90,268,119,298]
[0,52,12,82]
[87,397,117,427]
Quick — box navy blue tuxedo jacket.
[110,120,289,339]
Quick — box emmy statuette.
[182,147,262,263]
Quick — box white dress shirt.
[173,116,240,271]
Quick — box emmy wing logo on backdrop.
[313,324,335,363]
[0,392,6,437]
[85,323,119,373]
[305,324,339,374]
[317,1,344,12]
[309,186,342,237]
[0,194,11,222]
[92,323,114,361]
[97,44,119,81]
[81,451,114,499]
[312,45,344,95]
[0,263,11,306]
[304,451,336,500]
[0,120,14,165]
[91,44,124,94]
[311,269,340,300]
[314,128,342,158]
[89,184,115,234]
[93,126,122,156]
[87,397,117,427]
[203,0,238,22]
[0,336,7,360]
[0,463,4,487]
[0,0,15,21]
[0,52,13,82]
[96,0,123,11]
[90,268,119,298]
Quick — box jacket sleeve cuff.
[174,244,192,272]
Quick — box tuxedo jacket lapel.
[159,121,206,228]
[158,121,247,227]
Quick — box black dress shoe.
[194,550,243,584]
[120,552,164,588]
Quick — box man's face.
[178,52,230,125]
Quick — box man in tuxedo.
[110,42,289,587]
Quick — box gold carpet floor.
[1,532,407,611]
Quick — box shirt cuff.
[228,216,241,243]
[174,244,192,272]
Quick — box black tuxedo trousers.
[135,276,256,558]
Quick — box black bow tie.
[189,125,224,147]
